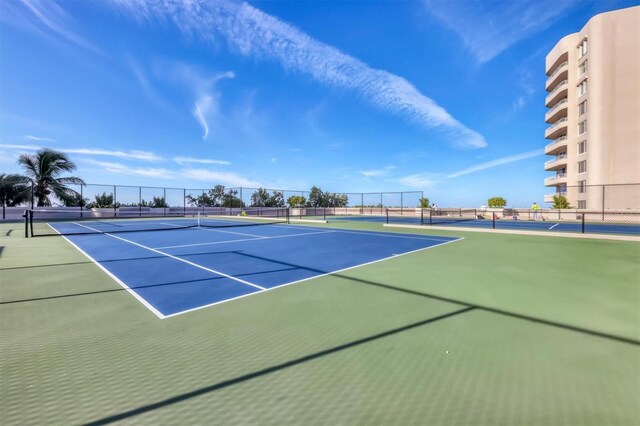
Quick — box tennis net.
[26,208,290,237]
[385,208,481,225]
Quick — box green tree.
[250,188,271,207]
[222,189,244,208]
[287,195,306,207]
[18,149,85,207]
[0,173,31,207]
[307,186,325,207]
[139,197,169,208]
[86,192,117,208]
[419,197,430,208]
[62,192,89,208]
[552,195,571,209]
[487,196,507,208]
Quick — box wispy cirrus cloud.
[85,160,171,178]
[174,156,230,166]
[84,160,262,187]
[445,149,543,179]
[425,0,578,64]
[24,134,56,142]
[360,166,396,178]
[0,143,42,151]
[398,149,544,189]
[166,64,235,141]
[0,143,162,161]
[1,0,103,54]
[110,0,485,148]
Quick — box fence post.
[602,185,605,220]
[24,209,28,238]
[114,185,117,217]
[31,182,34,209]
[80,185,84,218]
[139,186,142,216]
[429,208,433,226]
[401,193,404,214]
[420,208,424,225]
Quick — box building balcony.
[544,173,567,186]
[545,98,568,123]
[545,117,568,140]
[545,61,569,92]
[544,154,567,171]
[545,136,568,155]
[545,80,568,107]
[546,50,569,77]
[544,192,567,203]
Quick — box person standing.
[531,202,540,220]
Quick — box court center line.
[70,222,267,291]
[154,230,337,250]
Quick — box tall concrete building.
[544,6,639,210]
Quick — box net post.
[286,208,290,224]
[420,208,424,225]
[492,212,496,229]
[386,208,389,224]
[29,209,34,237]
[582,212,585,233]
[24,209,29,238]
[323,208,326,221]
[114,186,117,217]
[139,186,142,217]
[80,184,84,218]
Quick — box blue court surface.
[60,223,461,318]
[331,215,640,235]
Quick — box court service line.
[49,224,166,319]
[70,222,267,292]
[154,229,337,250]
[164,236,464,318]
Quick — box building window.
[577,80,588,97]
[578,140,587,154]
[578,100,587,116]
[578,200,586,209]
[578,39,588,58]
[578,60,588,77]
[578,180,587,193]
[578,120,587,135]
[578,160,587,174]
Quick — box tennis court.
[330,212,640,235]
[1,217,639,424]
[43,217,460,317]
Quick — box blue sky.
[0,0,637,207]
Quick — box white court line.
[70,222,267,292]
[158,221,266,238]
[48,223,166,319]
[154,230,336,250]
[549,223,560,230]
[163,236,464,318]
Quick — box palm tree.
[18,149,85,207]
[0,173,31,207]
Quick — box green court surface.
[1,221,639,425]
